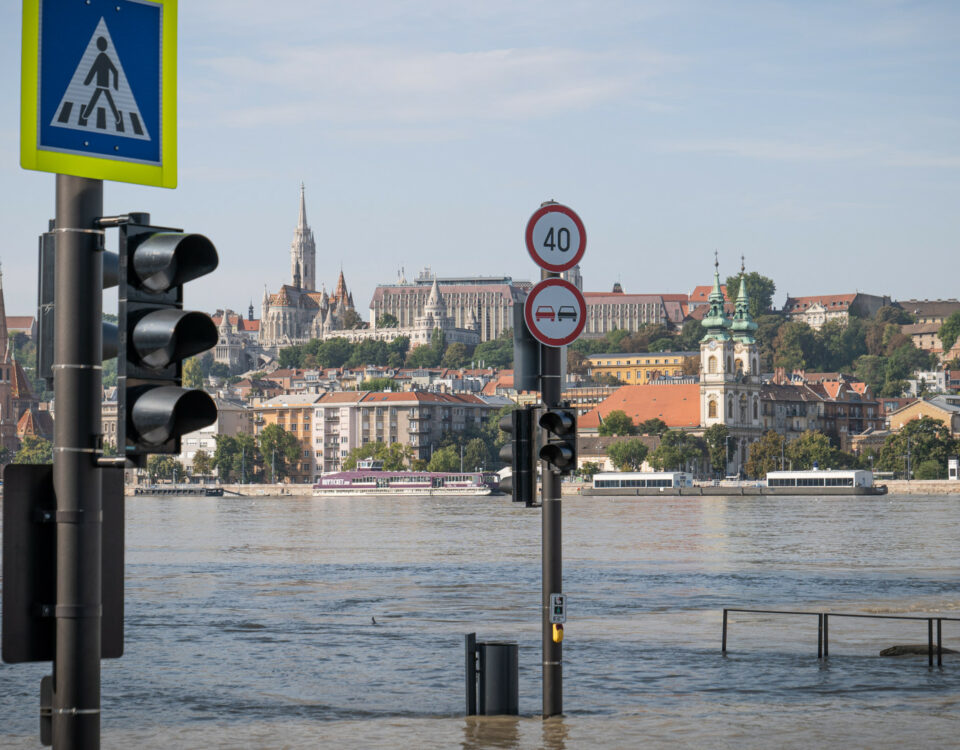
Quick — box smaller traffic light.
[499,407,536,505]
[539,407,577,475]
[118,221,219,464]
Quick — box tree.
[427,445,460,472]
[441,342,470,369]
[939,311,960,356]
[597,410,636,436]
[648,431,706,473]
[703,423,730,475]
[191,449,213,478]
[146,455,183,482]
[377,313,399,328]
[607,439,649,471]
[772,321,820,371]
[916,459,943,480]
[341,308,364,329]
[472,329,514,368]
[785,430,850,470]
[876,416,958,478]
[579,461,603,478]
[182,357,204,388]
[359,377,396,391]
[754,314,787,370]
[874,305,913,325]
[636,418,669,436]
[745,431,786,479]
[13,435,53,464]
[463,437,489,471]
[258,424,302,481]
[209,361,231,379]
[343,441,411,471]
[677,319,705,351]
[213,434,262,482]
[405,343,441,368]
[725,272,776,319]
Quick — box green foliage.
[607,439,649,471]
[377,313,399,328]
[427,445,460,472]
[406,343,441,368]
[341,308,364,329]
[597,410,636,436]
[473,329,514,368]
[183,357,204,388]
[146,455,183,482]
[745,431,786,479]
[579,461,603,478]
[939,311,960,354]
[877,416,958,478]
[441,341,470,369]
[208,361,231,379]
[873,305,913,325]
[213,433,261,483]
[785,430,855,471]
[773,321,820,371]
[343,441,412,471]
[258,424,302,481]
[703,423,730,475]
[648,431,706,472]
[463,438,489,471]
[13,435,53,464]
[637,418,669,436]
[754,314,787,370]
[724,272,776,319]
[677,319,705,351]
[102,358,117,390]
[191,449,213,477]
[359,377,396,391]
[916,459,943,480]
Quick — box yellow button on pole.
[552,623,564,643]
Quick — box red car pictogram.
[535,305,556,322]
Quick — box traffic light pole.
[53,174,104,749]
[540,269,563,718]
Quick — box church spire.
[298,182,307,230]
[700,252,731,342]
[731,255,758,343]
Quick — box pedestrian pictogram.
[52,18,150,141]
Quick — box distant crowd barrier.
[722,608,960,666]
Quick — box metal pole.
[53,174,104,749]
[540,268,563,718]
[817,614,823,659]
[928,619,933,667]
[721,609,728,653]
[823,614,829,658]
[937,619,942,667]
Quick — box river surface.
[2,492,960,748]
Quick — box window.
[708,400,717,418]
[708,357,717,374]
[727,399,733,418]
[753,398,758,419]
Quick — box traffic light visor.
[129,386,217,447]
[131,233,219,293]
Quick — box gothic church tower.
[290,183,316,291]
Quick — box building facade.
[585,351,698,384]
[782,292,892,330]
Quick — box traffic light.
[499,407,536,505]
[118,222,219,464]
[539,407,577,474]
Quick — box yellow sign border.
[20,0,178,188]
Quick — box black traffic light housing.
[539,406,577,475]
[499,406,537,506]
[118,222,219,465]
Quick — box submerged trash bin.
[465,633,519,715]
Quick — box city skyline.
[1,1,959,319]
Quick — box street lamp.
[724,435,734,478]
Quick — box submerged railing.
[722,608,960,667]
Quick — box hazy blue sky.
[2,0,958,321]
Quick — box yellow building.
[253,394,322,482]
[887,395,960,437]
[586,351,698,385]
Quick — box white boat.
[312,459,498,496]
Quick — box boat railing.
[722,607,960,666]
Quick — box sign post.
[15,2,178,747]
[524,202,586,718]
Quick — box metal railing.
[722,608,960,667]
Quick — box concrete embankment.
[880,480,960,495]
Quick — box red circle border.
[523,278,587,347]
[524,204,587,272]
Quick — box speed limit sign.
[525,203,586,272]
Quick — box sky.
[1,0,959,322]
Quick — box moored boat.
[313,459,499,496]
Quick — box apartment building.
[585,352,698,384]
[253,394,324,482]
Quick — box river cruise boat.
[765,469,881,491]
[591,472,695,490]
[313,459,499,496]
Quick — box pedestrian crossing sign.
[20,0,178,188]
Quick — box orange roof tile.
[579,384,700,430]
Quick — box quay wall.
[881,480,960,495]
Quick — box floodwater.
[2,492,960,748]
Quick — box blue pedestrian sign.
[21,0,178,188]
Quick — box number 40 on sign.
[525,203,586,273]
